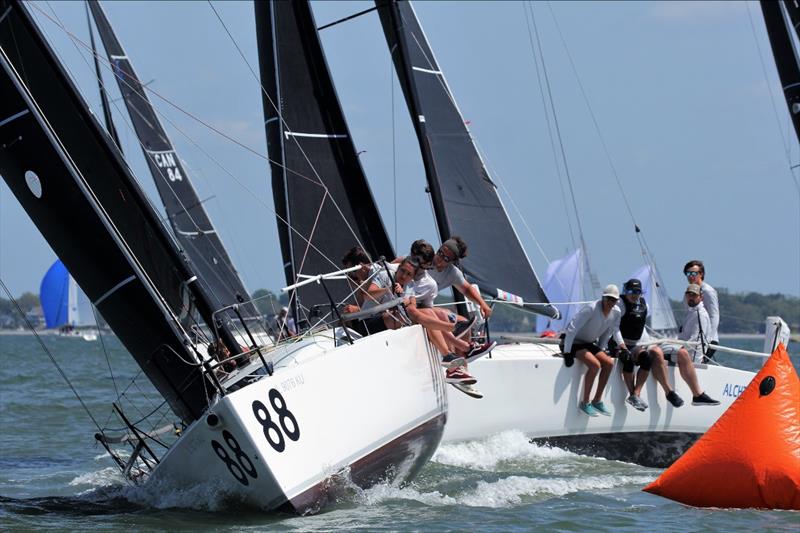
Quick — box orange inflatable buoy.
[644,343,800,509]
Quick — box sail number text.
[252,388,300,453]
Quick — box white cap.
[602,284,620,299]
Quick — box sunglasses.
[436,249,455,263]
[624,289,642,295]
[684,271,700,278]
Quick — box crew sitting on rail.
[611,278,684,411]
[659,284,720,406]
[341,246,394,335]
[562,284,625,417]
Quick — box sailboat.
[40,258,99,340]
[376,0,779,465]
[0,0,445,513]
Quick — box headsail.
[254,0,394,316]
[0,0,235,422]
[87,1,259,321]
[535,249,584,332]
[376,0,557,318]
[629,264,678,333]
[40,259,97,329]
[761,0,800,144]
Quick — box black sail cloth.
[0,0,227,422]
[88,1,259,322]
[254,0,394,318]
[376,0,557,318]
[762,0,800,145]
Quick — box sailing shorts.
[619,345,652,373]
[568,342,602,357]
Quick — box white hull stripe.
[284,131,347,140]
[94,275,136,306]
[0,109,29,128]
[412,66,442,75]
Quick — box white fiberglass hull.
[443,342,755,465]
[146,325,447,513]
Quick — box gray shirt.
[563,300,624,353]
[429,264,467,291]
[679,301,711,360]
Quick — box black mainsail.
[762,0,800,145]
[254,0,394,315]
[87,1,258,321]
[376,0,557,318]
[0,0,238,422]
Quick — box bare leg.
[425,328,450,357]
[676,348,703,396]
[648,347,674,395]
[622,371,636,396]
[633,368,649,396]
[575,350,600,404]
[592,351,615,403]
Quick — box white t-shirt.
[411,271,438,308]
[362,263,398,310]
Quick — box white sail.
[536,248,584,332]
[629,264,677,332]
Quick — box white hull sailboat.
[147,325,446,512]
[442,340,754,466]
[0,0,446,514]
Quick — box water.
[1,334,797,530]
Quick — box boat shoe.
[591,401,613,416]
[579,402,598,417]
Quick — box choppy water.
[1,334,797,530]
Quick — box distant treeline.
[1,288,796,334]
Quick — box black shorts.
[620,345,652,373]
[569,342,602,357]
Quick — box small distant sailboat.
[39,259,99,341]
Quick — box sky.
[1,0,799,304]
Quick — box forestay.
[0,0,234,422]
[88,2,259,321]
[376,0,557,318]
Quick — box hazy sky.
[1,1,798,303]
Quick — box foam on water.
[432,430,577,470]
[357,472,656,509]
[68,467,123,489]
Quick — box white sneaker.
[451,382,483,399]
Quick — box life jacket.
[619,297,647,342]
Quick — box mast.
[762,0,800,145]
[0,0,237,421]
[376,0,557,318]
[88,1,259,323]
[254,0,394,317]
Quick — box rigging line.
[521,0,577,251]
[0,279,103,432]
[206,2,371,260]
[746,2,800,194]
[391,54,398,248]
[317,5,378,32]
[472,139,551,265]
[90,303,119,400]
[527,2,595,294]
